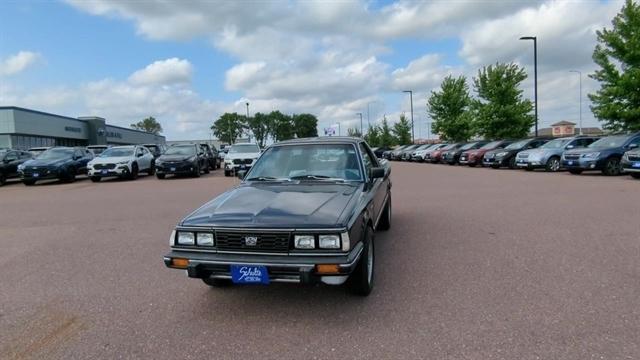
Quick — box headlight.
[177,231,195,245]
[188,156,196,162]
[496,152,507,157]
[582,152,600,159]
[294,235,315,249]
[196,233,214,246]
[319,235,340,249]
[117,160,129,165]
[155,160,163,166]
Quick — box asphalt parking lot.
[0,164,638,359]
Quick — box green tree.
[246,112,272,148]
[428,75,474,141]
[292,113,319,138]
[589,0,640,132]
[364,125,381,147]
[130,116,162,134]
[269,111,294,142]
[379,118,396,147]
[347,127,362,137]
[211,112,245,144]
[472,63,534,139]
[393,113,412,145]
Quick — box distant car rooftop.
[275,137,363,145]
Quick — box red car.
[459,140,513,167]
[428,143,459,163]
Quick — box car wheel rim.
[551,159,559,171]
[366,238,374,285]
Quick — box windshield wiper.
[289,175,344,181]
[246,176,289,181]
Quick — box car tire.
[130,163,139,180]
[193,164,201,177]
[545,156,561,172]
[347,226,375,296]
[508,157,517,169]
[204,164,210,174]
[491,165,499,169]
[569,169,583,175]
[148,161,155,175]
[65,167,76,183]
[630,173,640,179]
[202,277,232,287]
[224,170,230,177]
[23,179,36,186]
[90,176,101,183]
[0,173,6,186]
[602,157,622,176]
[525,167,533,171]
[377,196,392,231]
[156,173,165,179]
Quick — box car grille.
[518,153,529,159]
[215,231,290,253]
[93,163,116,170]
[23,166,51,175]
[233,159,253,165]
[564,154,580,160]
[628,154,640,161]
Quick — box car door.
[359,142,387,225]
[143,147,153,170]
[3,151,21,178]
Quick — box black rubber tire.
[23,179,36,186]
[129,163,139,180]
[224,170,230,177]
[631,173,640,179]
[508,157,517,169]
[491,165,500,169]
[377,196,392,231]
[347,226,375,296]
[602,157,622,176]
[90,176,101,183]
[65,167,76,183]
[193,164,201,177]
[156,173,165,179]
[0,173,6,186]
[202,277,232,287]
[469,163,477,167]
[204,164,210,174]
[525,167,533,171]
[569,169,583,175]
[545,156,561,172]
[148,161,155,175]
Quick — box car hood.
[23,158,70,167]
[565,147,617,155]
[225,152,261,160]
[158,155,193,162]
[90,156,131,164]
[181,182,362,229]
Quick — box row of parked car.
[379,132,640,178]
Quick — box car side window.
[359,143,378,178]
[5,152,18,161]
[627,137,640,147]
[136,147,143,156]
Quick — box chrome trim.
[171,248,353,257]
[176,226,348,233]
[192,259,315,267]
[289,251,349,256]
[217,250,287,256]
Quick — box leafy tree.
[211,112,245,144]
[428,75,474,141]
[364,125,381,147]
[130,116,162,134]
[472,63,534,139]
[292,113,319,138]
[347,128,362,137]
[589,0,640,132]
[379,117,396,147]
[269,111,294,142]
[393,113,412,145]
[246,112,272,148]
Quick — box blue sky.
[0,0,622,140]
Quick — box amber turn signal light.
[316,264,340,274]
[170,258,189,269]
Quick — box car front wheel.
[90,176,101,182]
[156,173,165,179]
[630,173,640,179]
[569,169,583,175]
[546,156,561,172]
[602,158,622,176]
[347,226,375,296]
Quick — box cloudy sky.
[0,0,623,140]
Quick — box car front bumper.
[622,159,640,173]
[562,158,604,170]
[224,163,252,172]
[88,165,130,177]
[21,168,61,181]
[157,162,196,175]
[164,242,364,285]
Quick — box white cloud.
[391,54,463,92]
[128,58,193,86]
[0,51,41,76]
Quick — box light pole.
[569,70,582,135]
[403,90,415,143]
[245,102,250,142]
[356,112,363,136]
[520,36,538,136]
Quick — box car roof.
[275,137,362,146]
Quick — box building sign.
[64,126,82,133]
[324,127,336,136]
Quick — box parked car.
[411,144,441,162]
[421,144,449,163]
[0,149,32,185]
[484,138,551,169]
[443,141,488,165]
[460,140,513,167]
[382,146,403,160]
[515,136,600,172]
[440,143,476,165]
[27,146,51,157]
[428,143,459,163]
[405,144,431,161]
[372,146,391,158]
[621,148,640,179]
[562,132,640,175]
[87,145,155,182]
[388,145,411,160]
[143,144,166,159]
[21,147,93,185]
[223,143,262,176]
[155,144,209,179]
[87,145,109,156]
[199,143,220,170]
[163,137,391,296]
[398,144,422,161]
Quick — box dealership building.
[0,107,165,150]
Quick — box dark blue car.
[21,147,93,185]
[561,132,640,176]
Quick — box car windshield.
[415,144,431,150]
[165,146,196,156]
[480,141,501,149]
[89,147,107,154]
[100,147,134,157]
[442,144,457,150]
[460,142,478,150]
[404,144,419,150]
[229,144,260,154]
[505,139,529,150]
[0,150,8,158]
[247,143,362,181]
[541,139,570,149]
[588,135,629,148]
[36,148,74,159]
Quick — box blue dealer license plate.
[230,265,269,284]
[102,170,108,175]
[632,162,640,168]
[568,161,574,166]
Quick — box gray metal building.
[0,107,165,150]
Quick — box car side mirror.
[628,143,639,150]
[370,167,385,179]
[73,155,80,160]
[137,153,143,157]
[236,169,247,180]
[566,144,574,149]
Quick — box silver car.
[515,136,600,172]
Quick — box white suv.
[88,145,155,182]
[223,143,262,176]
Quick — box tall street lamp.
[520,36,538,136]
[356,112,363,136]
[569,70,582,135]
[245,102,251,142]
[403,90,415,143]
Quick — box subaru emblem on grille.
[244,236,258,246]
